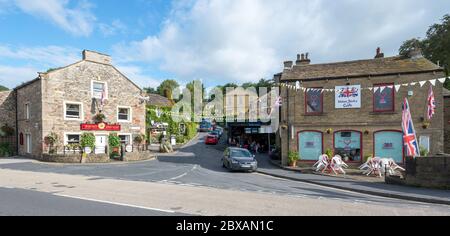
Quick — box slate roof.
[282,56,443,81]
[146,93,173,107]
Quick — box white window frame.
[117,106,132,123]
[25,103,30,120]
[64,101,84,121]
[64,132,82,145]
[419,136,431,154]
[25,133,32,154]
[118,133,132,145]
[91,80,108,100]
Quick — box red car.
[205,135,219,145]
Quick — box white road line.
[165,165,199,182]
[55,194,176,214]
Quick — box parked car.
[222,147,258,172]
[205,134,219,145]
[208,130,221,139]
[215,127,224,137]
[198,122,212,132]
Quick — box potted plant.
[422,121,430,129]
[419,146,429,157]
[108,133,121,154]
[80,133,95,152]
[326,128,333,134]
[93,113,106,123]
[288,151,299,167]
[134,133,145,145]
[325,149,334,159]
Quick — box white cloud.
[10,0,96,37]
[114,0,450,85]
[0,65,38,89]
[99,19,127,37]
[0,45,80,67]
[116,64,161,89]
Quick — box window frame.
[25,133,32,154]
[64,133,82,145]
[304,87,324,115]
[373,83,395,113]
[117,106,132,123]
[91,80,108,100]
[333,130,363,164]
[64,101,84,121]
[297,130,324,162]
[118,133,132,145]
[25,103,30,120]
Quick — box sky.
[0,0,449,90]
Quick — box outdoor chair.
[379,158,406,176]
[330,155,348,175]
[313,154,330,173]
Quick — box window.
[305,88,323,114]
[66,134,81,145]
[373,83,395,112]
[65,103,82,120]
[334,131,362,162]
[119,135,131,145]
[298,131,323,161]
[419,136,430,154]
[92,81,107,99]
[374,131,404,163]
[26,134,31,154]
[117,106,131,122]
[25,103,30,120]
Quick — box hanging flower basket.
[93,113,106,123]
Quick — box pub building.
[278,48,446,166]
[3,50,146,158]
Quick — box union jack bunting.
[402,98,420,157]
[427,85,436,120]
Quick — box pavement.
[255,155,450,205]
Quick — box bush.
[0,125,14,137]
[0,142,11,157]
[80,133,95,149]
[134,133,146,144]
[108,133,121,148]
[325,149,334,159]
[288,151,299,165]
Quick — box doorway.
[95,135,107,154]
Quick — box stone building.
[279,49,446,166]
[444,88,450,154]
[12,50,146,158]
[0,90,17,154]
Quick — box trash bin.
[170,135,176,146]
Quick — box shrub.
[108,133,121,148]
[288,151,299,165]
[80,133,95,149]
[134,133,146,144]
[0,142,11,157]
[44,132,58,146]
[0,125,14,137]
[325,149,334,158]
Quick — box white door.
[95,135,107,154]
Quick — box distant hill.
[0,85,9,92]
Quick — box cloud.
[0,45,81,67]
[0,65,38,89]
[113,0,450,86]
[99,19,127,37]
[116,64,161,89]
[8,0,96,37]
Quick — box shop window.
[334,131,362,162]
[92,81,107,99]
[373,83,395,112]
[65,102,82,120]
[374,131,403,163]
[298,131,323,161]
[305,88,323,114]
[119,135,131,145]
[118,107,131,122]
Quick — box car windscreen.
[230,150,253,158]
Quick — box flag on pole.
[402,98,420,157]
[427,85,436,120]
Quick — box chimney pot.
[296,52,311,66]
[375,47,384,59]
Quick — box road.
[0,133,449,216]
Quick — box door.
[95,135,107,154]
[374,131,404,163]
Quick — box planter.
[288,161,297,168]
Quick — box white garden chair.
[380,158,405,176]
[313,154,330,173]
[330,155,348,175]
[364,157,383,178]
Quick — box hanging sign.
[335,85,361,109]
[80,123,121,131]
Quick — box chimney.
[296,53,311,66]
[284,61,293,69]
[82,50,112,65]
[374,47,385,59]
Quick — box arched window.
[334,131,362,163]
[374,131,404,163]
[298,131,323,161]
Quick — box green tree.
[157,79,180,99]
[399,14,450,89]
[144,87,158,94]
[0,85,9,91]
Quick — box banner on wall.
[335,85,361,109]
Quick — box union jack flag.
[402,98,419,157]
[427,85,436,120]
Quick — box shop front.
[333,130,362,163]
[374,130,404,163]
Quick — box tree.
[399,14,450,89]
[157,79,180,99]
[0,85,8,91]
[144,87,158,94]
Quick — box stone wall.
[40,59,146,150]
[405,156,450,189]
[280,71,446,165]
[444,96,450,154]
[16,80,43,158]
[123,151,155,162]
[40,154,110,163]
[0,91,16,129]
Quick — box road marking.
[55,194,176,214]
[163,165,199,182]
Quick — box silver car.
[222,147,258,172]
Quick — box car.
[205,134,219,145]
[215,127,224,137]
[208,130,221,139]
[222,147,258,172]
[198,122,212,132]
